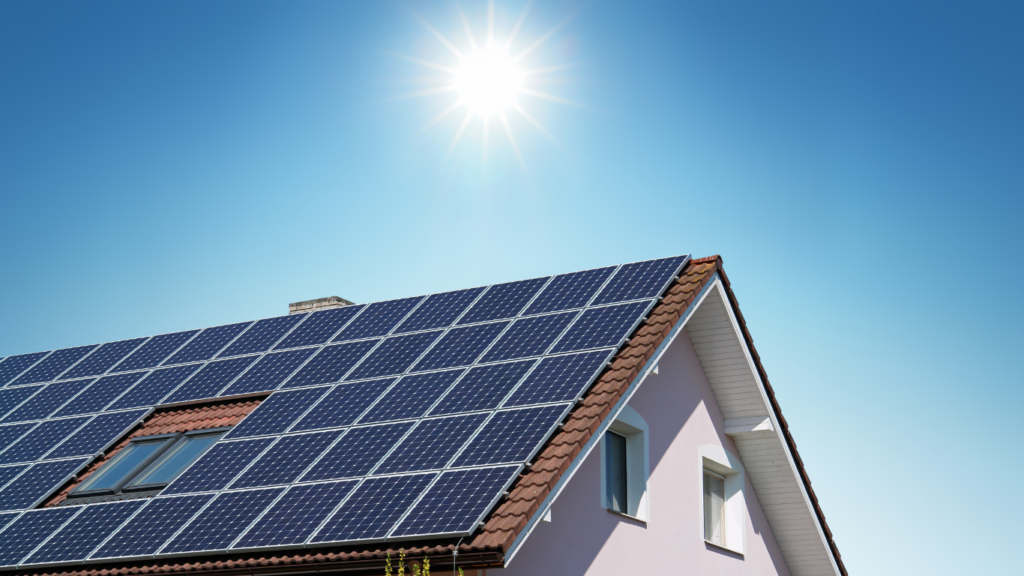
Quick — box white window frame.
[600,405,649,522]
[698,444,746,554]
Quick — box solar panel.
[0,507,80,567]
[282,340,377,388]
[233,480,358,549]
[310,473,436,543]
[374,414,487,474]
[0,424,35,457]
[0,386,43,420]
[0,353,49,387]
[591,255,687,305]
[301,422,414,482]
[479,312,578,363]
[457,277,549,325]
[161,356,257,404]
[0,458,89,510]
[550,301,651,353]
[0,465,28,491]
[391,465,520,537]
[217,314,305,358]
[393,288,484,334]
[46,410,148,459]
[291,378,394,432]
[503,349,614,406]
[92,494,213,559]
[332,297,423,341]
[1,378,95,423]
[453,404,570,467]
[345,331,441,380]
[411,322,508,371]
[219,348,317,396]
[53,372,147,417]
[358,370,462,424]
[0,511,16,532]
[112,330,198,372]
[273,306,364,350]
[61,338,146,380]
[23,500,146,565]
[162,322,252,365]
[163,438,274,495]
[106,365,200,410]
[230,430,342,489]
[10,346,97,386]
[428,360,534,416]
[161,488,284,554]
[524,266,616,315]
[0,418,89,465]
[227,387,329,439]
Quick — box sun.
[455,44,522,118]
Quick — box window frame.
[604,430,628,514]
[703,468,727,546]
[697,444,747,554]
[599,405,650,522]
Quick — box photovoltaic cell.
[161,488,283,554]
[24,500,146,565]
[0,507,80,567]
[393,288,484,334]
[301,423,413,482]
[93,494,213,559]
[61,338,146,380]
[1,379,94,423]
[411,322,508,371]
[11,346,97,386]
[549,301,650,353]
[0,465,28,492]
[524,266,616,315]
[591,255,687,305]
[453,404,569,467]
[234,480,358,549]
[457,277,549,325]
[0,511,15,532]
[54,372,146,417]
[291,378,394,432]
[345,331,441,380]
[0,458,89,510]
[0,424,35,456]
[47,410,148,459]
[374,414,487,474]
[112,330,198,372]
[163,438,274,495]
[332,297,423,341]
[230,430,342,488]
[273,306,364,350]
[0,418,89,465]
[220,348,317,396]
[217,315,305,358]
[504,349,613,407]
[227,387,329,439]
[0,353,49,387]
[429,361,534,416]
[106,365,200,410]
[479,312,578,363]
[161,356,257,404]
[162,322,252,365]
[311,473,435,543]
[391,465,519,537]
[0,386,43,420]
[358,370,462,424]
[282,340,377,389]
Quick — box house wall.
[492,329,790,576]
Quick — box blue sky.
[1,1,1021,573]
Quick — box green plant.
[385,552,392,576]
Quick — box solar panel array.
[0,255,688,568]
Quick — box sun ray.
[458,7,479,52]
[513,18,569,63]
[511,103,558,145]
[504,1,532,51]
[499,113,527,173]
[521,63,575,77]
[447,110,475,158]
[417,99,464,135]
[487,0,495,45]
[518,87,581,107]
[416,16,466,61]
[392,85,459,101]
[482,116,490,165]
[392,53,458,75]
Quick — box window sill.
[704,539,744,556]
[605,507,647,524]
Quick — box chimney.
[288,296,356,315]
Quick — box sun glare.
[456,45,522,118]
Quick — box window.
[703,469,726,545]
[70,428,226,499]
[600,406,649,521]
[605,431,628,513]
[698,445,746,554]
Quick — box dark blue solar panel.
[550,301,649,353]
[0,465,28,491]
[358,370,462,424]
[0,386,42,420]
[273,306,364,350]
[301,423,413,482]
[227,387,329,439]
[457,277,549,325]
[428,360,534,416]
[479,312,578,363]
[48,410,147,459]
[112,330,198,372]
[393,288,485,334]
[217,315,305,358]
[0,353,48,387]
[391,465,519,537]
[230,431,342,489]
[233,480,358,549]
[453,405,569,467]
[0,512,15,532]
[161,356,257,404]
[162,322,252,365]
[1,379,94,423]
[106,365,200,410]
[0,418,88,465]
[24,500,145,565]
[524,266,616,315]
[92,494,212,559]
[161,488,283,554]
[411,322,508,371]
[332,297,424,342]
[281,340,377,389]
[11,345,97,386]
[220,348,317,396]
[0,507,80,567]
[291,378,394,432]
[163,438,274,495]
[311,473,435,543]
[345,331,441,380]
[504,349,613,406]
[591,256,687,305]
[374,414,487,474]
[0,458,88,510]
[61,338,146,379]
[0,424,35,456]
[54,372,146,417]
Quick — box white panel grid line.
[0,423,41,460]
[79,499,154,564]
[152,330,204,369]
[14,505,88,568]
[150,495,221,557]
[47,347,102,385]
[95,369,156,412]
[0,385,45,422]
[222,486,293,551]
[301,475,369,547]
[1,351,53,388]
[0,464,31,493]
[21,458,95,511]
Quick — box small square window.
[605,431,628,514]
[703,469,726,546]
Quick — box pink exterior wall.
[492,330,790,576]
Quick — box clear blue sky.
[1,1,1021,573]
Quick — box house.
[0,255,845,576]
